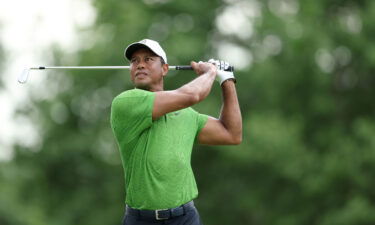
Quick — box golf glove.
[208,59,236,85]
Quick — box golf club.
[18,64,234,84]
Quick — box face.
[129,48,168,91]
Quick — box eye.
[146,57,155,62]
[130,58,138,64]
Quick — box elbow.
[185,92,201,105]
[222,125,243,145]
[231,136,242,145]
[185,87,205,104]
[191,93,201,104]
[230,126,242,145]
[232,129,243,145]
[176,89,201,106]
[226,133,242,145]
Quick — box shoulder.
[185,107,209,123]
[112,89,155,105]
[176,107,195,116]
[183,107,201,115]
[114,89,154,100]
[177,107,208,131]
[179,107,206,120]
[111,89,155,121]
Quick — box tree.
[1,0,375,224]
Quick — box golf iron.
[18,65,234,84]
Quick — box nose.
[136,60,145,70]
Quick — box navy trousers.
[122,202,204,225]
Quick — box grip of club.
[175,66,193,70]
[226,66,234,72]
[175,65,234,72]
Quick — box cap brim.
[125,43,154,61]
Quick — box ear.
[162,63,169,77]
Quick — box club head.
[18,67,30,84]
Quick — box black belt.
[126,201,195,221]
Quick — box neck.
[150,88,163,92]
[151,79,164,92]
[136,83,164,92]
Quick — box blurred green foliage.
[1,0,375,224]
[0,41,4,88]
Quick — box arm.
[152,61,217,120]
[198,80,242,145]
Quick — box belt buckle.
[155,209,168,220]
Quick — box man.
[110,39,242,225]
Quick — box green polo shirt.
[110,89,208,210]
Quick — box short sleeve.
[196,113,209,135]
[110,89,155,143]
[187,108,208,136]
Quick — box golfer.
[110,39,242,225]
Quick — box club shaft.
[19,64,233,84]
[18,65,195,84]
[30,65,193,70]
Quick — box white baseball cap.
[124,39,168,64]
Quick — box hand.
[191,61,217,76]
[208,59,236,85]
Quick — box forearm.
[219,80,242,142]
[176,70,216,102]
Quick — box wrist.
[207,70,217,78]
[221,78,236,86]
[217,71,236,85]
